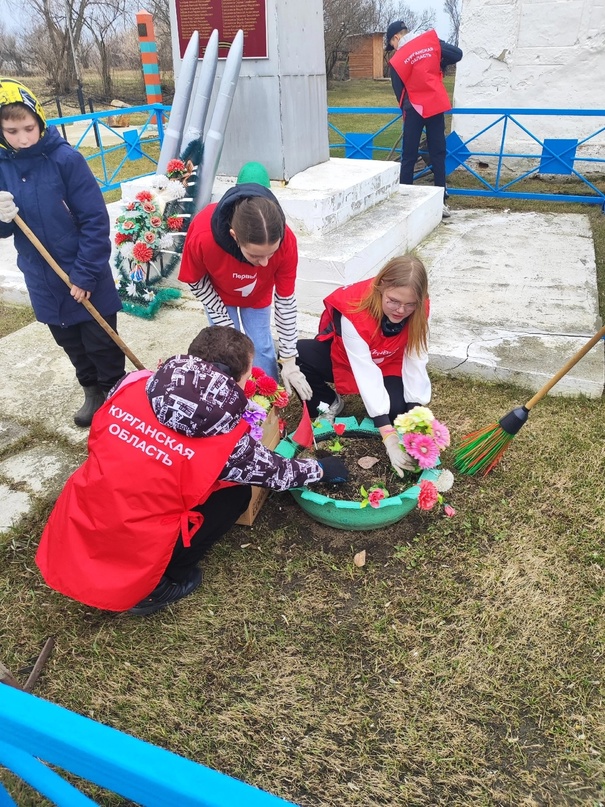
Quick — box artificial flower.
[368,488,385,508]
[405,434,439,469]
[417,479,439,510]
[430,419,451,450]
[243,379,257,397]
[132,242,154,263]
[444,504,456,517]
[333,423,346,436]
[167,216,184,231]
[135,190,153,202]
[257,374,278,396]
[166,158,186,176]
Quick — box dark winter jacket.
[0,125,121,326]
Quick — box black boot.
[74,385,105,428]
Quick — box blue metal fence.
[0,685,296,806]
[328,106,605,209]
[47,104,169,194]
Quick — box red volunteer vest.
[36,373,248,611]
[389,30,451,118]
[317,279,417,395]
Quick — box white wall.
[453,0,605,167]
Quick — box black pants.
[296,337,409,422]
[400,107,447,192]
[164,484,252,583]
[48,314,126,393]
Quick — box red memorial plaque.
[175,0,268,59]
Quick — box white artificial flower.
[120,242,134,260]
[434,469,454,493]
[164,179,186,201]
[160,233,174,249]
[126,281,138,297]
[151,175,169,190]
[317,401,329,414]
[143,290,156,301]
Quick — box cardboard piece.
[236,407,280,526]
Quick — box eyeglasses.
[384,296,418,313]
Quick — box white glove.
[280,358,312,401]
[383,432,416,477]
[0,191,18,223]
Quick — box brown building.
[347,33,387,80]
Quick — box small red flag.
[292,401,314,448]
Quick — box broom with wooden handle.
[454,323,605,476]
[13,213,145,371]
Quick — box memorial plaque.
[175,0,268,59]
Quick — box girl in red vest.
[296,255,431,477]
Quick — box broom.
[454,323,605,476]
[13,213,145,371]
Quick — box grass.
[0,303,36,337]
[1,79,605,805]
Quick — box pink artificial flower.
[142,201,156,213]
[150,215,163,228]
[402,432,419,453]
[430,419,451,450]
[368,488,385,508]
[333,423,346,436]
[417,480,439,510]
[126,202,136,210]
[136,190,153,202]
[122,220,135,230]
[405,434,439,469]
[243,378,257,397]
[444,504,456,517]
[132,242,153,263]
[143,232,156,244]
[272,389,289,408]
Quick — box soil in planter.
[299,434,420,502]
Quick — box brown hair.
[0,103,38,124]
[230,197,285,246]
[357,254,429,354]
[188,327,254,382]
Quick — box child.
[36,327,348,616]
[0,78,125,426]
[178,163,311,400]
[295,255,431,476]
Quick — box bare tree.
[323,0,376,80]
[82,0,128,98]
[443,0,461,45]
[0,22,28,73]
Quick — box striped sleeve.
[274,292,299,359]
[189,275,233,327]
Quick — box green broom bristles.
[454,423,515,476]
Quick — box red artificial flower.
[136,190,153,202]
[142,201,156,213]
[251,366,265,379]
[272,389,289,408]
[126,202,136,210]
[167,216,184,231]
[257,375,278,396]
[132,242,154,263]
[243,378,257,397]
[368,488,385,508]
[115,232,132,245]
[417,480,439,511]
[150,216,163,228]
[333,423,346,436]
[143,232,156,244]
[166,159,185,175]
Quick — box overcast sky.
[412,1,453,40]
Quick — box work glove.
[383,432,416,477]
[318,456,349,483]
[280,357,312,401]
[0,191,18,223]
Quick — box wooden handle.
[14,214,146,371]
[525,323,605,410]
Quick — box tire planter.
[274,416,441,531]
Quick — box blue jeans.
[207,305,278,380]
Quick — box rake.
[454,323,605,476]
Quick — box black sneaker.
[128,567,202,616]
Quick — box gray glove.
[383,432,416,477]
[280,358,312,401]
[0,191,18,223]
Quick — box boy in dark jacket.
[0,78,125,426]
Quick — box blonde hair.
[357,255,429,354]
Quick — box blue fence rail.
[0,685,296,806]
[327,106,605,209]
[47,104,170,194]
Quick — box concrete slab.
[0,420,30,453]
[0,483,31,533]
[0,445,79,496]
[417,209,604,398]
